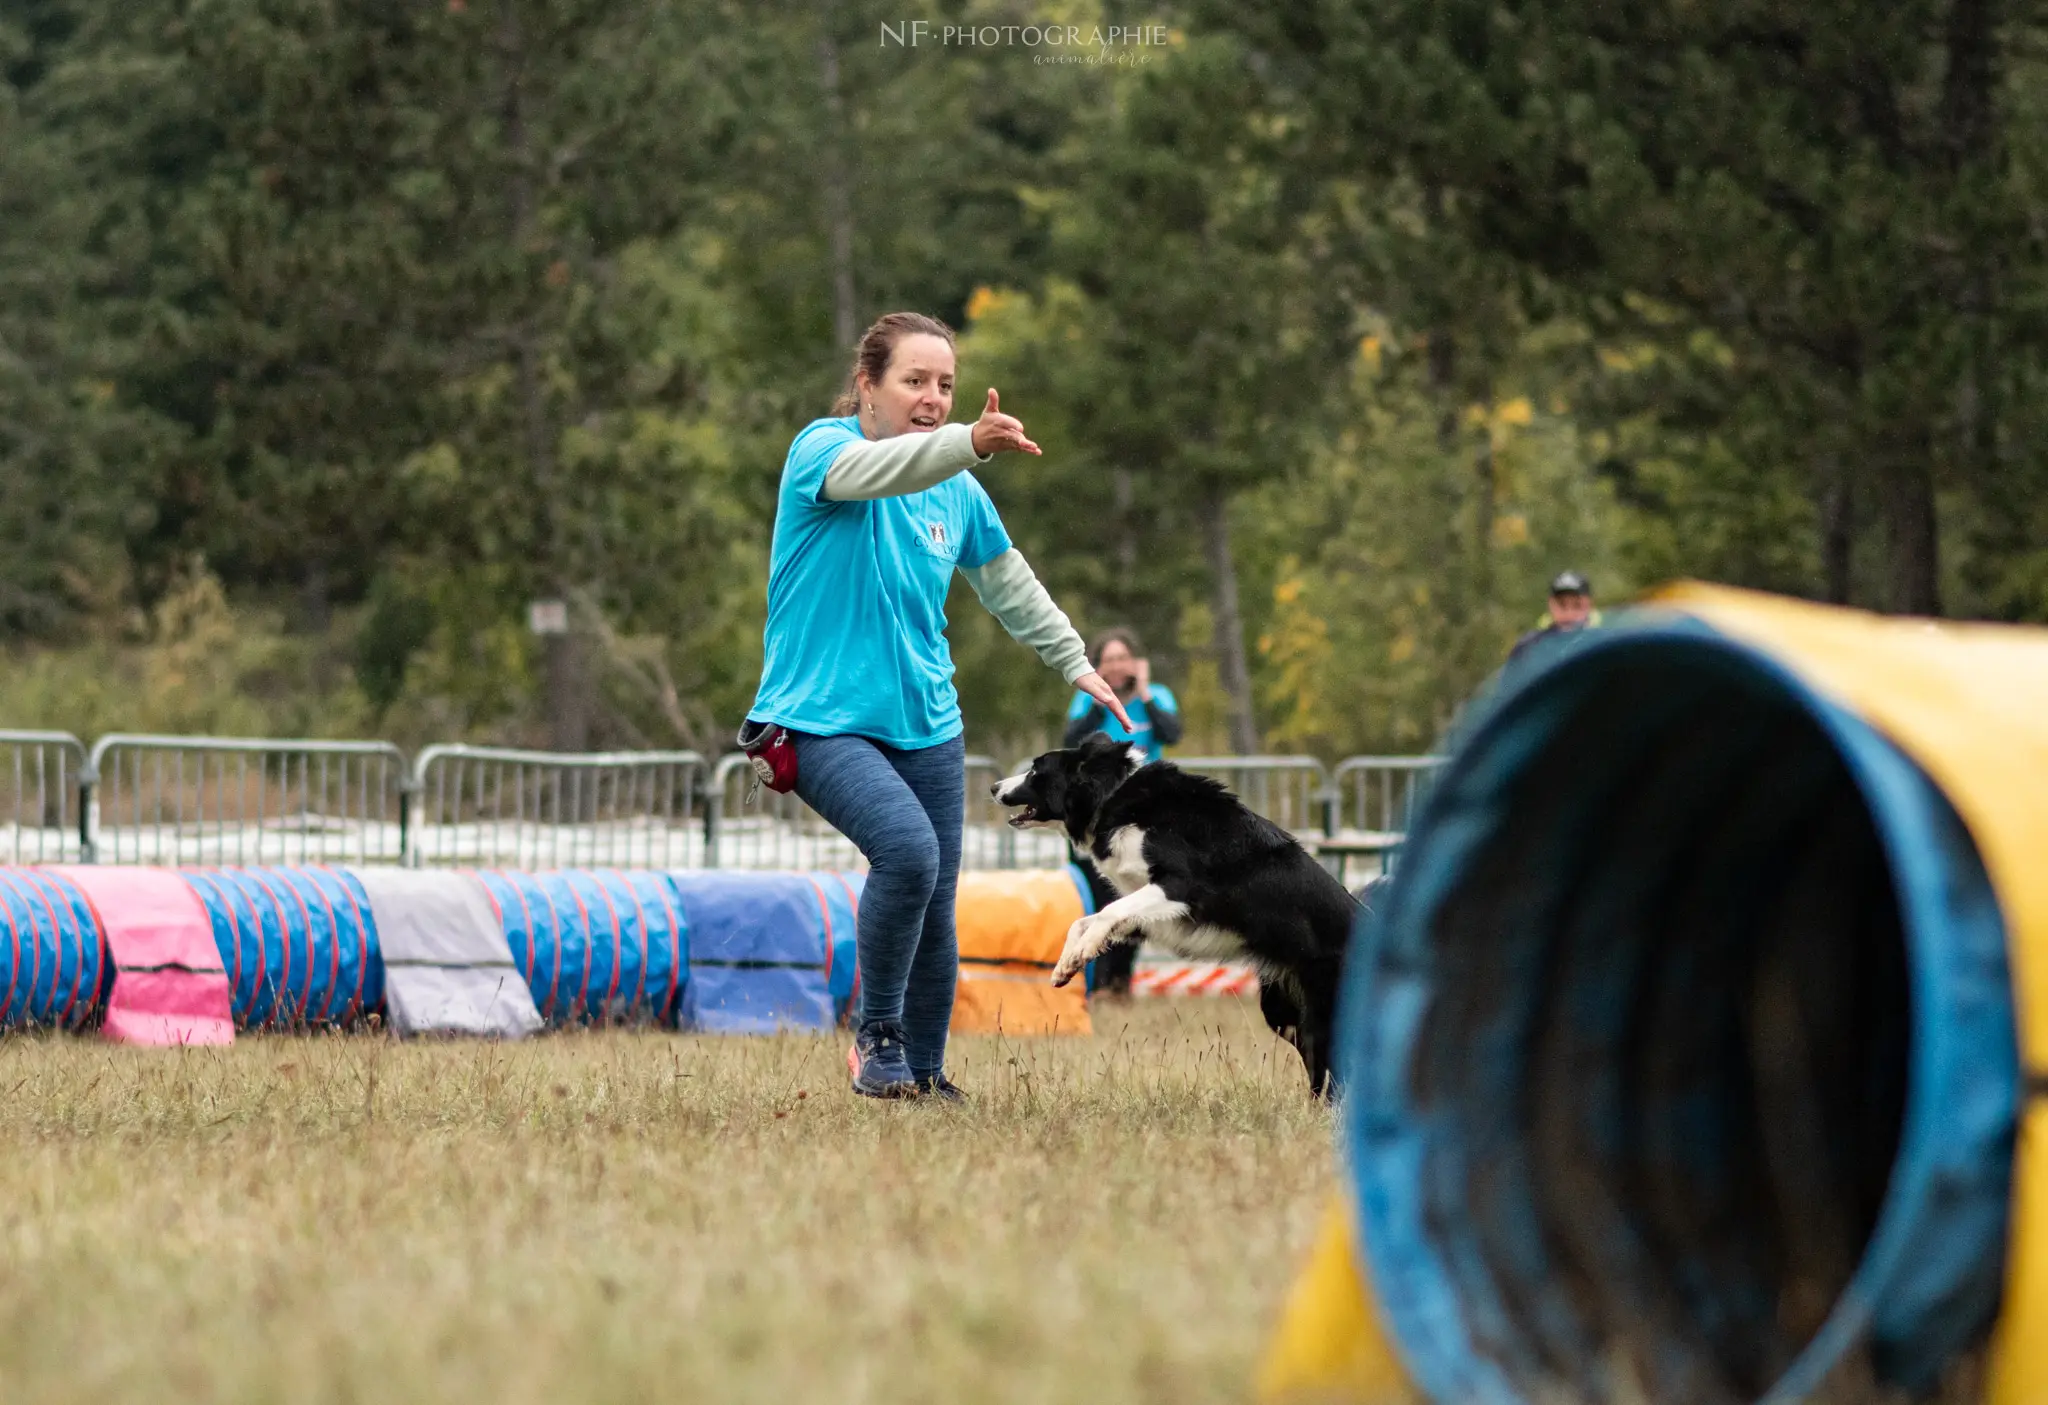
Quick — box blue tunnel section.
[1342,620,2020,1405]
[672,871,856,1033]
[182,867,382,1027]
[0,868,105,1029]
[473,870,687,1026]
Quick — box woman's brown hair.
[1088,627,1143,668]
[831,312,957,415]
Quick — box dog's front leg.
[1051,884,1189,987]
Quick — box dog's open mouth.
[1004,804,1040,829]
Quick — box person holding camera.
[1061,628,1181,761]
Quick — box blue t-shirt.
[749,417,1012,748]
[1066,684,1179,763]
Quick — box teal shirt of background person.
[1064,684,1180,763]
[749,416,1013,749]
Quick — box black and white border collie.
[992,733,1358,1097]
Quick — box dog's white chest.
[1094,825,1248,962]
[1098,825,1153,895]
[1155,920,1249,962]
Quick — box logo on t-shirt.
[926,520,948,550]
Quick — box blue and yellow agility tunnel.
[1263,584,2048,1405]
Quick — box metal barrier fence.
[0,728,1444,872]
[1331,755,1446,840]
[0,731,90,864]
[409,745,706,870]
[1172,755,1336,838]
[702,753,857,871]
[87,734,411,867]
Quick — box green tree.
[965,33,1347,752]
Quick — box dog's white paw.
[1048,925,1130,991]
[1052,916,1111,988]
[1051,918,1089,987]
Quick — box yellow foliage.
[1262,565,1335,751]
[1357,335,1383,373]
[1491,513,1531,548]
[1598,343,1658,373]
[964,286,1009,324]
[1389,633,1417,664]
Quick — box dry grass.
[0,997,1334,1405]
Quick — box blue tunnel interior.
[1344,624,2020,1405]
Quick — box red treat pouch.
[737,720,798,801]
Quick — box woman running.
[744,311,1131,1100]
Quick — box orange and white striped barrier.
[1131,960,1259,997]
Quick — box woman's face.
[1095,639,1136,688]
[859,334,956,437]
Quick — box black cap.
[1549,570,1590,596]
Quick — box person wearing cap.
[1506,570,1603,669]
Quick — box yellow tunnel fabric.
[951,870,1092,1036]
[1259,1198,1417,1404]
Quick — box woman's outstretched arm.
[823,423,986,501]
[823,389,1041,501]
[962,550,1134,731]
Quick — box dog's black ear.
[1077,731,1138,773]
[1076,731,1124,760]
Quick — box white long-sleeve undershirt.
[960,548,1091,684]
[822,422,985,501]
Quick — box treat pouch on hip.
[737,720,798,802]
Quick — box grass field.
[0,998,1334,1405]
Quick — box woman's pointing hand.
[970,388,1042,458]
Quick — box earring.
[865,401,873,412]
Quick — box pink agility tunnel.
[60,867,234,1046]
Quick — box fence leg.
[78,765,97,863]
[704,798,721,869]
[398,777,417,868]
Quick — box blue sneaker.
[914,1072,967,1104]
[848,1020,916,1099]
